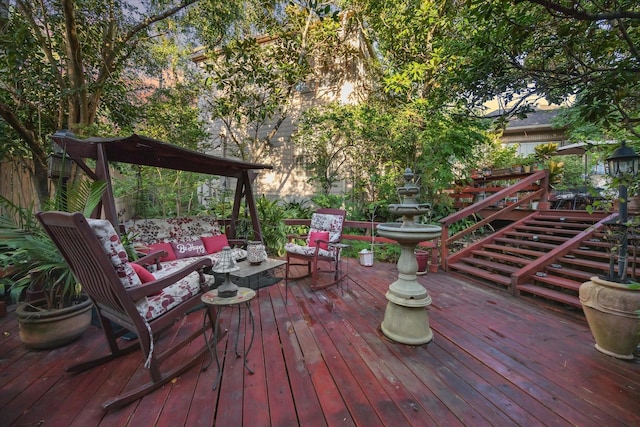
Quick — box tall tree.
[0,0,240,207]
[200,1,362,164]
[445,1,640,137]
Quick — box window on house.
[294,154,309,169]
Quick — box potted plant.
[520,154,537,173]
[579,142,640,360]
[579,220,640,360]
[359,204,377,267]
[0,180,106,349]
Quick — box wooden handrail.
[439,170,550,269]
[509,212,617,293]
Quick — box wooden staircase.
[445,209,640,308]
[438,171,640,309]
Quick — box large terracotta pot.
[16,297,93,350]
[579,276,640,360]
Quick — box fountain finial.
[388,168,431,226]
[398,168,420,205]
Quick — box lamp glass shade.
[213,246,239,298]
[47,153,73,179]
[213,246,239,274]
[606,142,640,178]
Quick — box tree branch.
[0,101,45,164]
[522,0,640,21]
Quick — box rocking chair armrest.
[134,250,167,269]
[127,258,213,300]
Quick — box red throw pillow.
[129,262,155,283]
[308,231,330,250]
[140,242,177,262]
[202,234,230,254]
[171,239,207,259]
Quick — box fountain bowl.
[377,222,441,243]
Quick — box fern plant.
[0,180,106,310]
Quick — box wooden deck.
[1,259,640,426]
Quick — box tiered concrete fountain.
[376,168,442,345]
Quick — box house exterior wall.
[499,107,569,156]
[194,29,369,204]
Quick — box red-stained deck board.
[289,281,388,427]
[434,293,640,426]
[2,259,640,427]
[257,286,300,427]
[434,314,614,427]
[281,277,354,426]
[342,279,500,426]
[329,269,466,426]
[213,303,246,426]
[240,290,270,427]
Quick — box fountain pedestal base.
[381,298,433,345]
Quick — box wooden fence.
[0,159,37,208]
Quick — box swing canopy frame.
[50,131,273,240]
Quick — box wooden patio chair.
[285,208,347,291]
[37,211,217,411]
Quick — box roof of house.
[504,108,563,131]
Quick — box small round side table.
[201,287,256,390]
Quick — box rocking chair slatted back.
[37,212,140,330]
[37,211,217,412]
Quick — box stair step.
[559,256,610,271]
[536,214,600,223]
[515,225,582,235]
[524,220,593,229]
[570,248,610,261]
[504,231,569,243]
[530,273,581,292]
[448,263,511,287]
[471,250,533,265]
[494,237,557,250]
[546,264,595,282]
[582,239,612,249]
[483,244,547,258]
[516,284,582,308]
[561,257,640,278]
[459,257,519,274]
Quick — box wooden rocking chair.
[37,211,217,411]
[285,208,347,292]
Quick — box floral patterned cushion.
[135,269,211,321]
[88,218,210,321]
[284,242,336,257]
[154,248,247,272]
[123,216,222,244]
[285,213,344,257]
[87,218,142,289]
[123,216,247,264]
[308,213,343,244]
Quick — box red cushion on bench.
[202,234,230,254]
[129,262,155,283]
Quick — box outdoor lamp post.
[606,141,640,282]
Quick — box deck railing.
[283,218,439,272]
